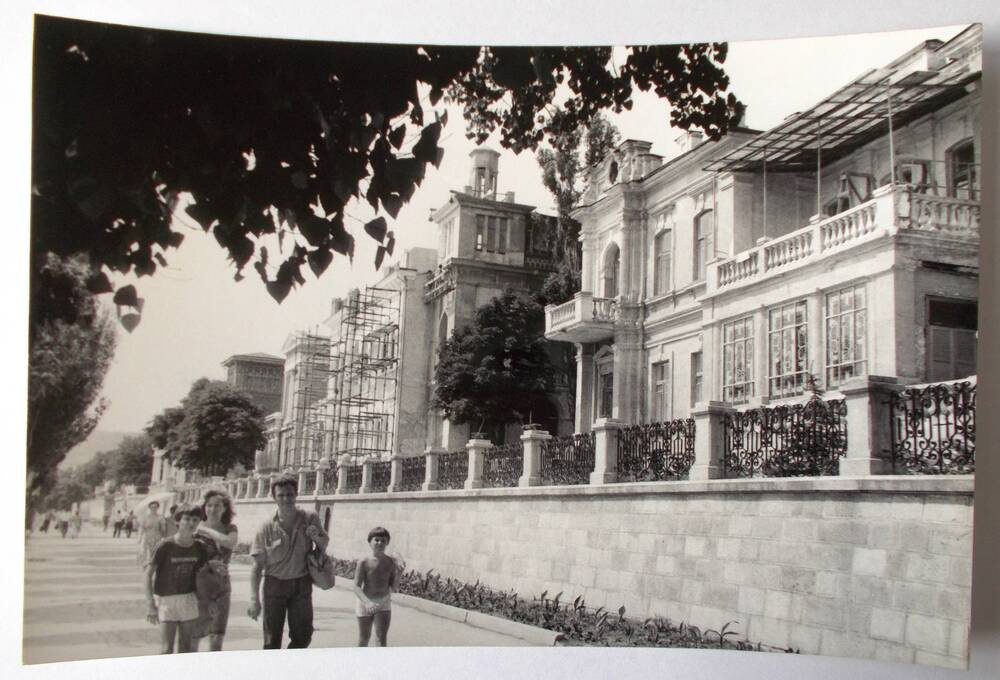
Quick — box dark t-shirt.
[151,539,208,597]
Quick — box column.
[519,427,551,487]
[839,376,898,476]
[807,290,824,390]
[388,455,404,493]
[465,438,491,490]
[360,458,374,494]
[590,418,622,485]
[689,401,734,480]
[580,242,594,294]
[297,470,308,496]
[575,343,595,433]
[754,305,769,404]
[422,446,444,492]
[336,456,351,495]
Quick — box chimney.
[674,130,705,153]
[504,191,516,203]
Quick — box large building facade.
[263,149,568,470]
[546,26,981,431]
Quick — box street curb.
[321,580,563,646]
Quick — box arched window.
[602,244,620,298]
[693,210,713,281]
[948,139,977,200]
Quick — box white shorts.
[356,594,392,617]
[156,593,200,622]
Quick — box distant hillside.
[59,431,138,469]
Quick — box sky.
[72,23,968,448]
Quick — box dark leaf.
[86,271,113,295]
[364,217,388,242]
[119,312,141,333]
[112,285,139,308]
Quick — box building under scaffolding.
[320,286,402,464]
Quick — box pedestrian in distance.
[194,490,239,651]
[58,511,70,538]
[163,505,179,538]
[144,504,209,654]
[70,511,82,539]
[353,526,397,647]
[137,501,166,567]
[248,474,329,649]
[113,508,125,538]
[102,513,110,532]
[40,511,52,534]
[125,511,137,538]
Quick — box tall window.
[498,218,508,254]
[949,140,977,200]
[654,229,672,295]
[597,359,614,419]
[693,210,712,281]
[690,352,703,406]
[652,360,670,422]
[927,298,978,382]
[768,300,809,398]
[723,317,754,404]
[487,216,497,252]
[603,245,620,298]
[475,215,485,251]
[826,285,867,387]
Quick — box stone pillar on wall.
[839,376,899,476]
[590,418,622,485]
[519,427,551,487]
[336,456,350,494]
[612,312,643,424]
[465,438,491,490]
[575,343,595,434]
[387,456,404,493]
[690,401,733,480]
[422,446,444,491]
[580,242,594,294]
[360,458,374,494]
[255,476,265,498]
[297,470,309,496]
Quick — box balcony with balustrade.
[544,292,619,343]
[707,184,979,298]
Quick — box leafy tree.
[149,380,266,477]
[32,15,743,321]
[108,434,156,487]
[433,291,554,441]
[26,254,117,496]
[41,472,91,512]
[75,450,115,490]
[535,115,621,306]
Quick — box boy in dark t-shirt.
[144,504,208,653]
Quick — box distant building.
[221,353,285,415]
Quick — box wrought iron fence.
[370,460,392,492]
[540,432,595,485]
[890,380,975,474]
[261,477,272,497]
[398,455,426,492]
[341,464,362,493]
[724,396,847,478]
[437,450,468,490]
[320,466,338,494]
[483,441,523,488]
[617,420,696,481]
[302,470,317,495]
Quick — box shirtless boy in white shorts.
[353,526,397,647]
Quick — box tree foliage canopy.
[26,254,117,494]
[433,291,554,439]
[33,15,743,317]
[107,434,155,487]
[147,380,266,477]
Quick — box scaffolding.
[289,331,333,468]
[327,286,402,464]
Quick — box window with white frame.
[475,215,485,251]
[690,351,703,407]
[654,229,672,295]
[768,300,809,398]
[722,317,754,403]
[652,360,670,422]
[826,285,867,387]
[693,210,712,281]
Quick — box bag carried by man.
[307,549,336,590]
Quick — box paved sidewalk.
[22,527,534,664]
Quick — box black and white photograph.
[6,2,999,680]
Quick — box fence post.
[254,476,265,498]
[520,427,551,487]
[388,455,404,493]
[336,456,350,495]
[361,458,376,494]
[297,470,309,496]
[839,376,898,476]
[316,460,330,494]
[465,437,492,490]
[689,401,733,480]
[422,447,444,491]
[590,418,622,485]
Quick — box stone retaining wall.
[233,476,972,669]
